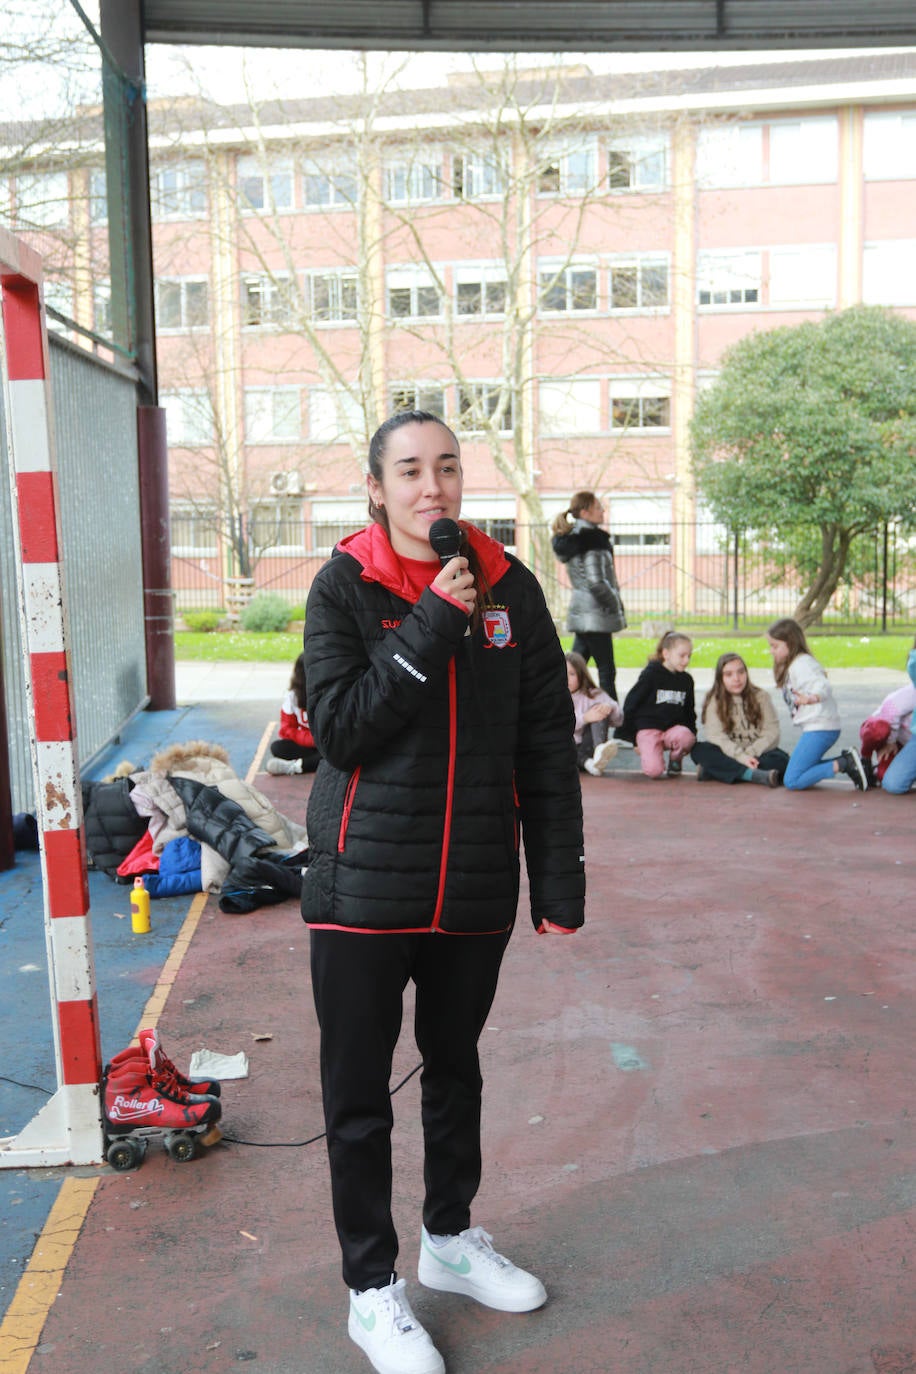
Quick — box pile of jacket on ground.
[81,740,308,913]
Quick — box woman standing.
[302,411,585,1374]
[551,491,626,702]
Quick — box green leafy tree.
[691,306,916,626]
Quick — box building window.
[15,171,69,228]
[863,241,916,306]
[151,161,207,219]
[384,154,444,204]
[156,278,209,331]
[607,132,668,191]
[538,262,598,313]
[768,245,836,308]
[249,499,303,553]
[237,155,294,212]
[386,267,443,320]
[170,504,219,556]
[863,111,916,180]
[606,493,672,548]
[457,383,514,434]
[696,123,763,189]
[697,251,761,307]
[44,279,73,335]
[241,273,297,328]
[244,387,301,443]
[310,500,365,554]
[89,168,107,223]
[303,156,357,207]
[309,386,363,443]
[537,140,597,195]
[454,265,507,317]
[304,269,358,322]
[460,497,517,550]
[162,390,214,447]
[609,256,669,310]
[768,117,838,185]
[452,152,507,200]
[538,379,601,435]
[389,383,447,416]
[610,379,671,432]
[93,280,112,336]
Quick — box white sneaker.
[418,1226,546,1313]
[583,759,601,776]
[589,740,618,774]
[348,1279,444,1374]
[266,756,302,775]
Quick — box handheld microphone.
[429,517,462,567]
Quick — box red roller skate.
[107,1026,222,1098]
[103,1056,222,1171]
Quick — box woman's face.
[767,635,789,666]
[368,422,463,560]
[566,661,579,692]
[582,498,605,525]
[721,659,748,695]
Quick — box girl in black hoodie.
[619,630,697,777]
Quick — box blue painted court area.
[0,696,276,1318]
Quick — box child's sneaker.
[418,1226,546,1312]
[266,756,303,775]
[348,1278,444,1374]
[837,748,868,790]
[588,740,618,775]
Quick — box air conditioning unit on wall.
[270,470,302,496]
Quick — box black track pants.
[309,926,510,1291]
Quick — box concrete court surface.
[1,661,914,1374]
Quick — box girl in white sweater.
[766,619,868,791]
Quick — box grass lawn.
[175,629,915,670]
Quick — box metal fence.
[1,336,146,811]
[171,520,916,631]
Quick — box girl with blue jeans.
[766,618,868,791]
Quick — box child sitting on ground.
[618,630,697,778]
[859,675,916,787]
[691,652,789,786]
[266,653,320,776]
[565,651,622,776]
[874,639,916,795]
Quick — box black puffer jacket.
[170,776,304,912]
[301,522,585,935]
[82,778,148,876]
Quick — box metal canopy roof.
[139,1,916,52]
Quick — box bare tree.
[148,54,683,596]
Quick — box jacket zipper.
[430,660,457,929]
[337,765,362,852]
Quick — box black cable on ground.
[219,1061,422,1149]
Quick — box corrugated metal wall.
[1,337,147,812]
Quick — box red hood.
[338,521,511,601]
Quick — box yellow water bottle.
[130,876,151,934]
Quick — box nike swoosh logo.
[353,1308,376,1332]
[425,1244,471,1276]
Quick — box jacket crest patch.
[483,608,515,649]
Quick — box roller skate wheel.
[164,1132,197,1163]
[107,1137,144,1171]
